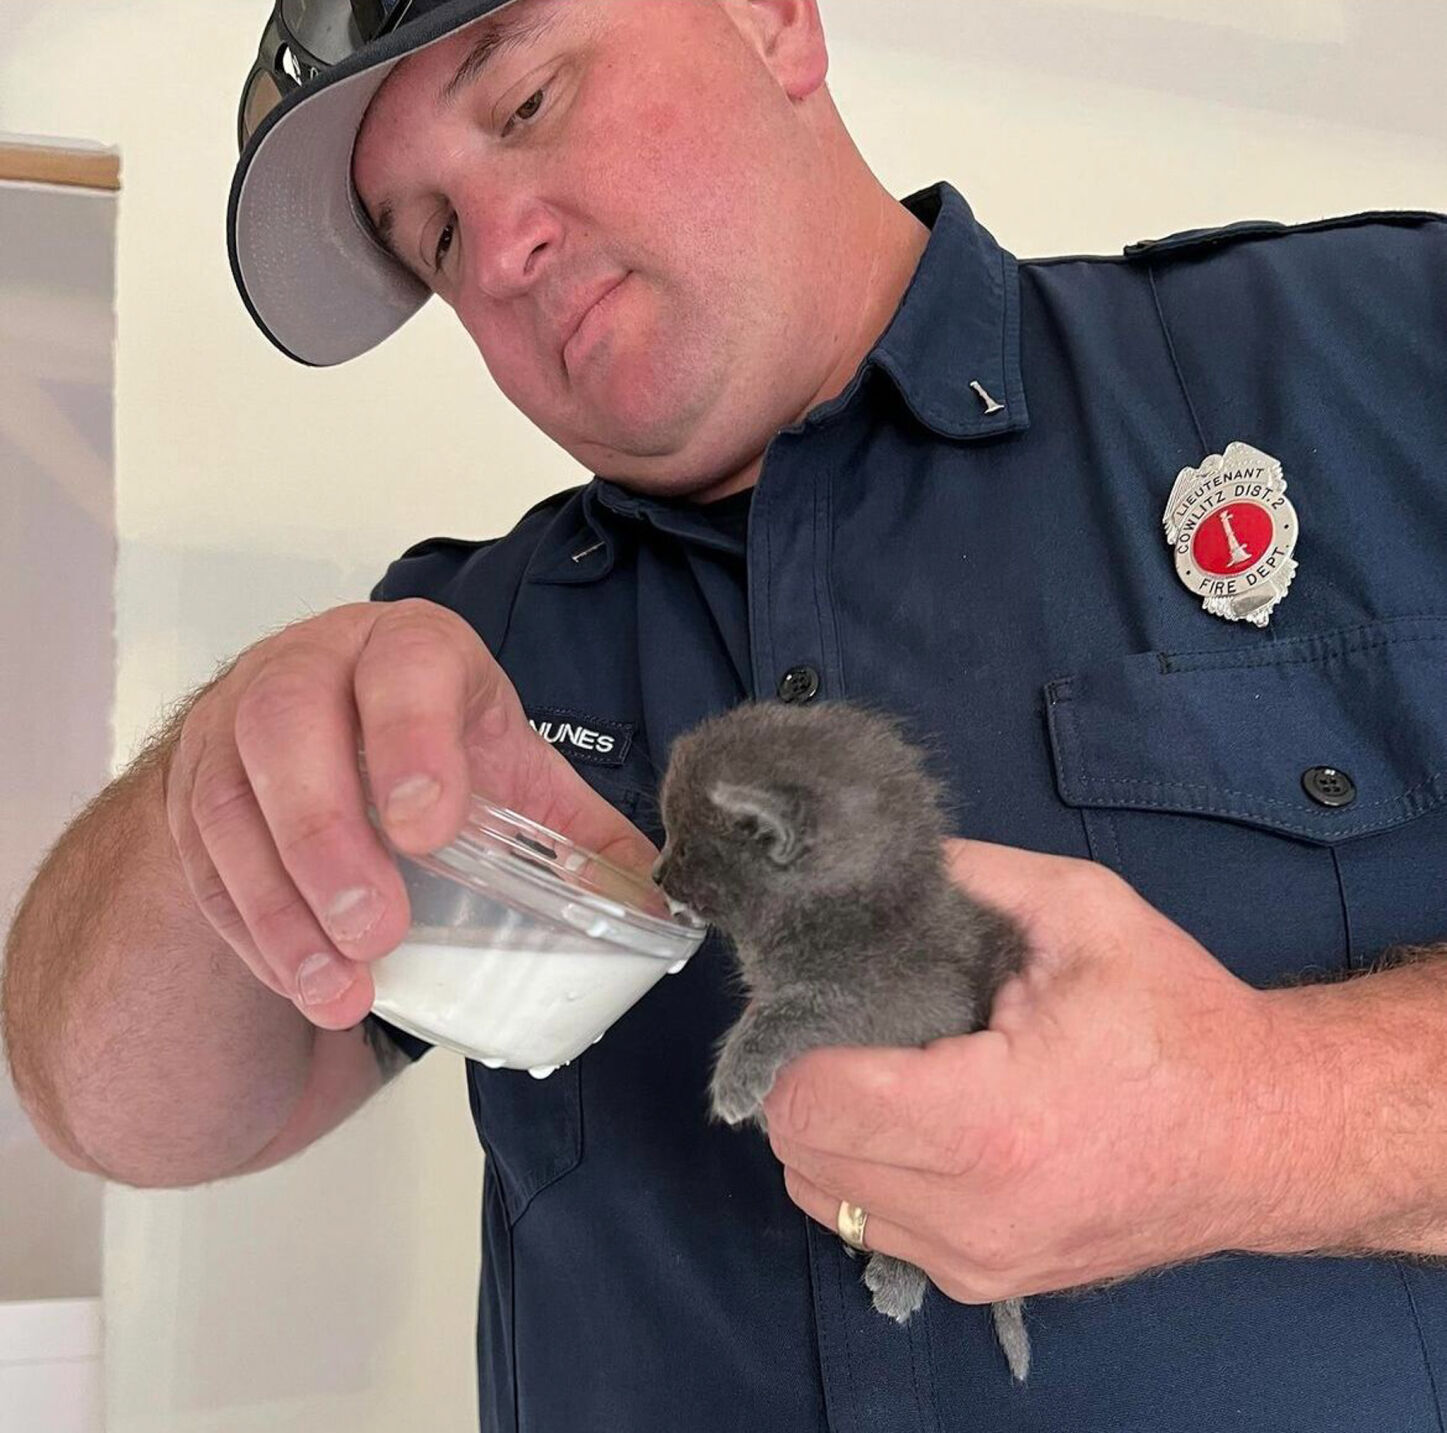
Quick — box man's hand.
[166,599,657,1031]
[760,840,1331,1305]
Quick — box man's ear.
[723,0,828,100]
[710,782,808,865]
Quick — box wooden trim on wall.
[0,142,120,192]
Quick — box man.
[5,0,1447,1428]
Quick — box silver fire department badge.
[1163,441,1298,627]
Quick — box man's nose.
[461,191,559,300]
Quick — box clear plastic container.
[363,779,708,1078]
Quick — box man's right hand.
[165,599,657,1031]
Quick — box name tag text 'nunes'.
[528,709,633,768]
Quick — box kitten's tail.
[991,1297,1030,1383]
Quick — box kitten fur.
[655,700,1032,1383]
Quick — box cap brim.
[228,0,521,367]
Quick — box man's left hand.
[761,840,1331,1305]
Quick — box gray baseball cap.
[228,0,524,366]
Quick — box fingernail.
[326,886,381,943]
[385,775,441,824]
[297,952,356,1007]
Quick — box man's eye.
[502,88,546,137]
[434,216,456,271]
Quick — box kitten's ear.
[710,782,806,866]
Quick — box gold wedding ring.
[836,1199,870,1251]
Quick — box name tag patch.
[528,708,634,767]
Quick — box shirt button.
[1302,766,1356,808]
[777,665,821,704]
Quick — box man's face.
[353,0,832,496]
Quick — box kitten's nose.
[651,852,671,887]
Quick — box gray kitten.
[655,700,1032,1382]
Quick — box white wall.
[0,2,1443,1431]
[0,1299,104,1433]
[0,173,115,1309]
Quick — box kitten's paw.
[708,1061,769,1127]
[709,1040,778,1128]
[709,1081,761,1128]
[864,1254,928,1323]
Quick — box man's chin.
[550,378,767,496]
[572,433,744,497]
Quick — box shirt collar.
[524,482,621,586]
[527,480,748,585]
[871,181,1029,441]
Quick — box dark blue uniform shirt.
[372,182,1447,1432]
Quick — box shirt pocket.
[1044,616,1447,983]
[468,1060,583,1228]
[467,776,659,1228]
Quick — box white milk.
[371,939,678,1076]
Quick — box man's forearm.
[1243,947,1447,1260]
[1,741,319,1187]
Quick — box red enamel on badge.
[1190,501,1276,576]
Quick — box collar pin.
[970,380,1005,415]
